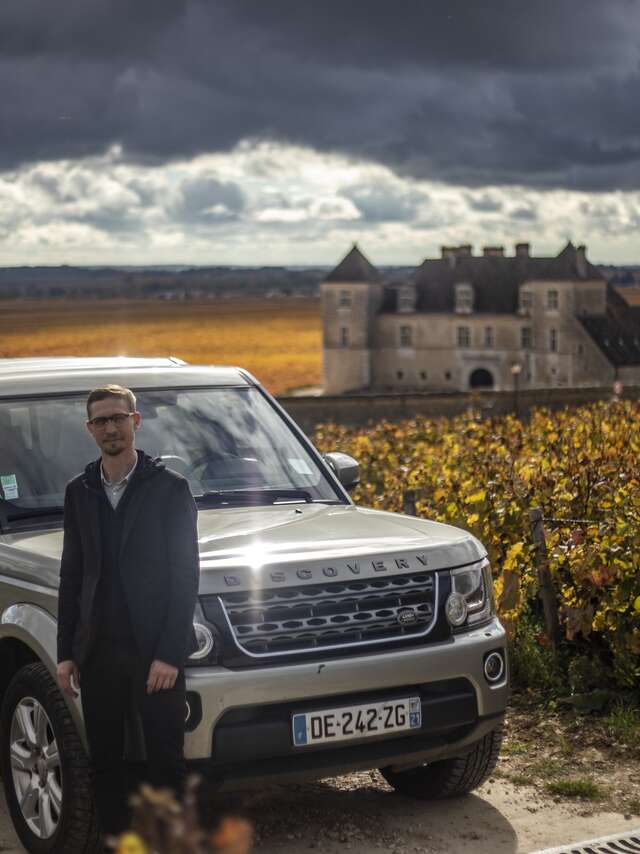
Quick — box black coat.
[57,450,199,669]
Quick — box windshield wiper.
[5,507,64,522]
[0,505,64,533]
[196,488,313,506]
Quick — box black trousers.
[80,640,187,837]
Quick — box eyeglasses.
[88,412,134,429]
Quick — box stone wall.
[278,385,640,434]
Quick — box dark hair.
[86,385,137,418]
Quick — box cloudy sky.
[2,0,640,266]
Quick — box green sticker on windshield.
[0,474,18,500]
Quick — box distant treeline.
[0,265,331,299]
[1,263,637,300]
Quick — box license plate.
[292,696,421,747]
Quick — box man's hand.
[146,659,178,694]
[57,660,80,698]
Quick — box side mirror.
[323,452,360,491]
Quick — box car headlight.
[446,559,494,629]
[190,622,215,660]
[188,603,218,664]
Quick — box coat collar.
[81,449,165,562]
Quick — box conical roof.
[324,244,381,284]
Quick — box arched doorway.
[469,368,494,389]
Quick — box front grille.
[211,570,439,657]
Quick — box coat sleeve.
[57,484,83,663]
[154,478,200,668]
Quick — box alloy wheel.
[9,696,62,839]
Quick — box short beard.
[102,444,125,457]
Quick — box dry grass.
[0,297,321,395]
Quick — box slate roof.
[324,244,382,284]
[579,284,640,366]
[381,241,603,314]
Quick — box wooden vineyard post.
[403,490,417,516]
[529,508,561,646]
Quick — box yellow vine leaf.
[465,489,487,504]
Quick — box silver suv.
[0,357,508,853]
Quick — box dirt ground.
[0,696,637,853]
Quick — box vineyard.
[314,401,640,693]
[0,298,321,395]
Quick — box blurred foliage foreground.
[113,778,252,854]
[314,400,640,696]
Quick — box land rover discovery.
[0,357,507,853]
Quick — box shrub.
[315,401,640,692]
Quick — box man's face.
[86,396,141,457]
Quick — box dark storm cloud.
[172,175,245,223]
[466,194,504,213]
[1,0,640,190]
[511,206,539,222]
[341,183,428,222]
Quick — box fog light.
[446,592,468,627]
[484,651,505,683]
[190,622,214,660]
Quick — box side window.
[549,328,558,352]
[399,325,412,347]
[547,290,559,310]
[398,285,415,312]
[340,326,349,347]
[455,283,473,314]
[520,289,532,312]
[457,326,471,348]
[339,289,351,309]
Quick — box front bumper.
[184,617,508,783]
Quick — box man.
[56,384,200,837]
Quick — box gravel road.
[0,770,636,853]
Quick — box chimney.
[456,244,472,257]
[483,246,504,257]
[441,246,457,268]
[515,242,530,258]
[576,244,587,277]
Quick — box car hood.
[0,504,486,594]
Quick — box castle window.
[519,289,532,313]
[455,283,474,314]
[547,289,559,310]
[457,326,471,348]
[396,370,404,380]
[521,327,532,349]
[399,325,412,347]
[484,326,494,348]
[340,326,349,348]
[549,328,558,352]
[420,370,427,380]
[577,343,584,355]
[445,371,452,380]
[338,289,351,308]
[398,284,416,313]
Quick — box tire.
[0,662,100,853]
[380,726,504,800]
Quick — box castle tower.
[321,244,383,394]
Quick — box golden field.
[0,297,322,395]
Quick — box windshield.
[0,387,343,520]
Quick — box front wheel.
[380,726,503,799]
[0,662,99,853]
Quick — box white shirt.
[100,455,138,510]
